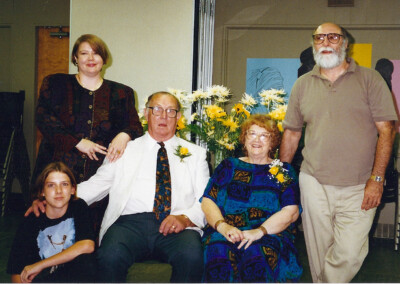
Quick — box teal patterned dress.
[202,157,303,282]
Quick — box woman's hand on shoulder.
[237,228,264,250]
[218,223,244,244]
[76,139,107,161]
[106,132,131,162]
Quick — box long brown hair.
[34,162,78,201]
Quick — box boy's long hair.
[34,162,78,201]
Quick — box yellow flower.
[269,159,292,185]
[269,166,279,175]
[216,138,235,151]
[177,115,186,130]
[225,143,235,150]
[205,105,226,119]
[180,147,189,156]
[276,173,285,183]
[232,103,251,118]
[233,103,245,113]
[222,117,239,132]
[174,145,191,162]
[268,105,287,121]
[277,121,283,132]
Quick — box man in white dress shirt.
[30,91,210,282]
[84,91,210,282]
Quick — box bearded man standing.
[280,22,397,282]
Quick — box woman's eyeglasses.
[312,33,343,44]
[246,131,271,142]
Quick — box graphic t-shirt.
[7,198,94,276]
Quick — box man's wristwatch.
[370,175,384,183]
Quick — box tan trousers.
[299,172,376,283]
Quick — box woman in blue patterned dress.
[201,114,302,282]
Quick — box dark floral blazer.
[32,73,143,185]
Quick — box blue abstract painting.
[246,58,300,114]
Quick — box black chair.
[0,91,30,216]
[381,152,399,250]
[388,140,400,250]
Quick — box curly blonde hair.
[239,114,281,158]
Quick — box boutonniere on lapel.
[174,145,192,162]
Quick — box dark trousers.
[96,213,204,283]
[33,253,97,283]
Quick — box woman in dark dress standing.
[32,34,143,232]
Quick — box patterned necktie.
[153,142,171,221]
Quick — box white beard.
[313,44,346,69]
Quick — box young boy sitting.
[7,162,96,283]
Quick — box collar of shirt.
[145,132,178,155]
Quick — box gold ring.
[116,150,121,154]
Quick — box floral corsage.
[174,145,192,162]
[268,159,292,187]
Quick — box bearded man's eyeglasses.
[312,33,344,44]
[148,106,178,118]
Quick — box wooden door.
[35,26,70,156]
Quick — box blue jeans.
[96,213,203,282]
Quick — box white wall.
[70,0,195,112]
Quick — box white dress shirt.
[122,134,173,215]
[78,132,210,243]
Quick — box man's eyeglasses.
[148,106,178,118]
[312,33,343,44]
[246,131,271,142]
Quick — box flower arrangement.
[258,89,288,132]
[173,86,257,165]
[174,145,191,162]
[138,86,289,167]
[268,159,292,187]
